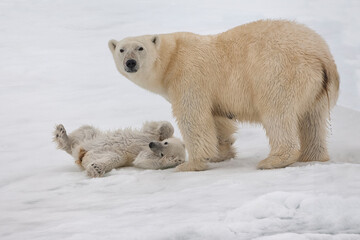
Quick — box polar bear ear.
[151,35,160,48]
[108,39,117,53]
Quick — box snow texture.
[0,0,359,239]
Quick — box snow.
[0,0,360,239]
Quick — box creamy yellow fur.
[109,20,339,171]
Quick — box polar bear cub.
[53,121,185,177]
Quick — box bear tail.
[320,59,340,110]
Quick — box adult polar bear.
[108,20,339,171]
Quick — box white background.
[0,0,359,239]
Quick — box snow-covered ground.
[0,0,360,239]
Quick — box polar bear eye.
[164,142,168,145]
[161,153,164,157]
[120,49,124,53]
[138,47,144,51]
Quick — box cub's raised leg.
[53,124,72,154]
[53,124,100,155]
[141,121,174,140]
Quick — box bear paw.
[175,161,208,172]
[159,122,174,140]
[86,163,106,178]
[257,152,299,169]
[53,124,69,147]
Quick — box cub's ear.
[151,35,160,48]
[108,39,117,53]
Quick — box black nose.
[126,59,137,69]
[149,142,155,148]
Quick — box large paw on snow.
[257,151,299,169]
[175,161,208,172]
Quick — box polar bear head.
[108,35,166,95]
[148,138,185,161]
[133,137,186,169]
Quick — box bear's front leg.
[172,97,218,171]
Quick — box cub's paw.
[158,122,174,140]
[86,163,105,178]
[53,124,68,147]
[175,161,208,172]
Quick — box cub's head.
[148,137,186,168]
[132,137,186,170]
[108,35,163,93]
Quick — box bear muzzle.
[125,59,138,73]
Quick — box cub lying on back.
[53,121,185,177]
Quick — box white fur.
[53,121,185,177]
[109,20,339,171]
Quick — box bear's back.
[216,20,330,60]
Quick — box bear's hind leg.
[54,124,100,155]
[297,102,330,162]
[83,151,128,178]
[210,116,237,162]
[257,114,300,169]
